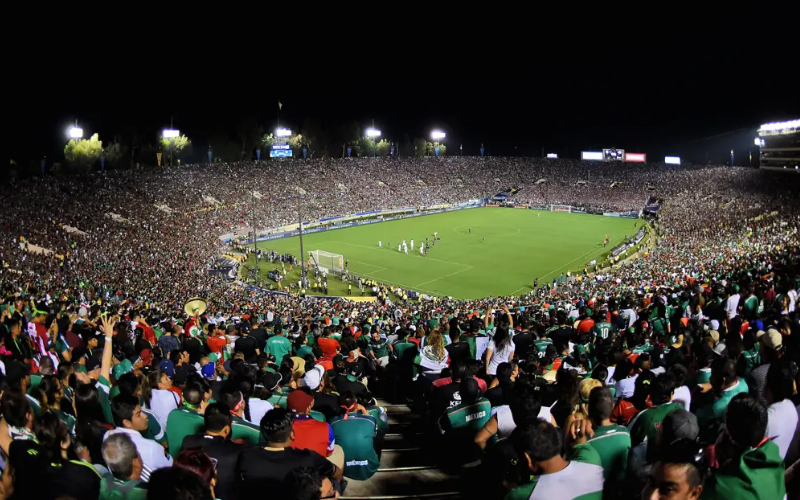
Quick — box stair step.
[380,448,435,469]
[340,468,461,498]
[387,412,422,426]
[383,432,425,449]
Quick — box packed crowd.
[0,157,799,499]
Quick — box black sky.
[9,24,799,166]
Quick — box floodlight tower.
[366,123,381,158]
[162,116,180,167]
[68,119,83,140]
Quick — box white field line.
[415,265,475,288]
[508,228,630,295]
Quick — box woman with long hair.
[35,375,75,433]
[143,369,180,431]
[419,329,449,376]
[74,383,114,465]
[485,326,515,377]
[35,412,101,499]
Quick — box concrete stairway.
[340,401,462,500]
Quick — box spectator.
[106,394,172,479]
[585,387,631,484]
[330,391,380,480]
[172,449,217,499]
[641,439,705,500]
[764,356,799,459]
[146,466,213,500]
[506,418,604,499]
[100,433,149,500]
[235,408,342,497]
[702,393,785,499]
[180,403,246,500]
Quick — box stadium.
[2,106,800,500]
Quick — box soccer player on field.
[411,239,414,249]
[378,240,382,248]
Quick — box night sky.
[9,34,799,167]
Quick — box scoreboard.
[270,144,292,158]
[603,148,625,161]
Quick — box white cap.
[302,364,325,391]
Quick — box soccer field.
[248,208,639,299]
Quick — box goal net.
[309,250,344,275]
[550,204,572,212]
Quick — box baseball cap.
[112,359,133,380]
[78,306,88,318]
[159,359,175,379]
[708,330,720,344]
[86,356,103,373]
[302,364,325,391]
[286,389,315,413]
[262,372,282,391]
[5,360,31,385]
[661,408,699,442]
[762,329,782,350]
[201,363,216,380]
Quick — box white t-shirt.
[766,399,799,459]
[672,385,692,411]
[725,294,740,320]
[615,375,638,399]
[247,398,275,426]
[527,460,605,500]
[486,338,515,376]
[495,404,553,438]
[148,389,180,431]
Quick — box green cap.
[112,359,133,380]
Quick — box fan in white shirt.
[765,358,799,459]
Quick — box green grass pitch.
[246,208,639,299]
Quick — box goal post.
[309,250,344,275]
[550,204,572,212]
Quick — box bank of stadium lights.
[162,129,180,138]
[754,137,766,147]
[758,119,800,135]
[665,156,681,165]
[366,128,381,138]
[431,131,446,140]
[68,126,83,139]
[546,153,558,159]
[276,128,292,137]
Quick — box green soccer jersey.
[142,408,166,444]
[330,413,380,480]
[442,398,491,434]
[52,408,76,434]
[593,322,614,340]
[99,475,148,500]
[294,344,314,359]
[166,406,205,457]
[369,338,389,359]
[266,335,292,363]
[587,424,631,482]
[392,340,417,363]
[696,379,749,428]
[534,339,552,359]
[630,402,684,460]
[96,376,115,425]
[231,415,262,446]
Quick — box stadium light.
[665,156,681,165]
[68,126,83,139]
[754,137,765,147]
[546,153,558,159]
[366,128,381,138]
[431,131,446,140]
[276,128,292,137]
[162,129,180,138]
